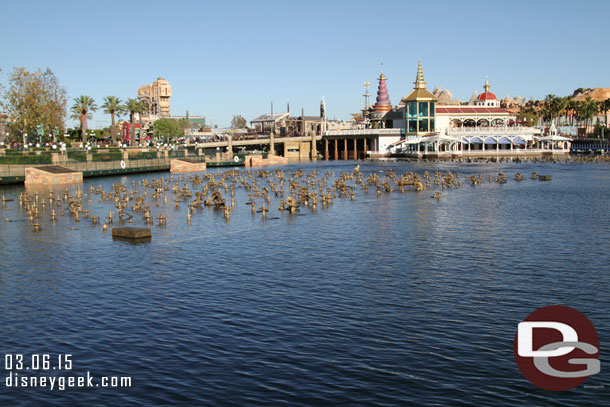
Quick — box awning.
[423,135,462,143]
[538,135,572,142]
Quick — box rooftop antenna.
[363,81,371,110]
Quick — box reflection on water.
[0,160,608,406]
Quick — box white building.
[321,62,570,159]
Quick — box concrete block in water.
[112,227,152,242]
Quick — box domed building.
[473,77,500,108]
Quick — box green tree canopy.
[152,118,182,140]
[4,67,67,142]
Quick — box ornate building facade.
[138,77,172,118]
[324,62,570,158]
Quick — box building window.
[430,119,435,131]
[429,102,435,117]
[418,118,428,132]
[409,120,417,133]
[407,102,417,118]
[419,102,428,117]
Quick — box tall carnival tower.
[371,64,392,125]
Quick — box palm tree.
[600,98,610,127]
[70,95,97,143]
[101,96,124,144]
[589,99,600,134]
[136,100,147,143]
[566,98,578,126]
[555,96,568,126]
[544,94,557,124]
[124,98,140,145]
[579,97,600,135]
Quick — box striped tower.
[373,72,392,114]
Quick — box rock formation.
[432,86,462,105]
[468,91,478,105]
[572,88,610,102]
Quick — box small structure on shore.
[24,166,83,186]
[170,158,207,173]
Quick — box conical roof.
[404,61,437,102]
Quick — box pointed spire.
[484,76,490,93]
[414,60,426,89]
[373,67,392,113]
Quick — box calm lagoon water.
[0,160,608,406]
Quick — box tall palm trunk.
[81,112,87,143]
[111,112,116,143]
[130,113,135,146]
[139,115,144,144]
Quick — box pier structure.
[320,61,572,159]
[323,129,400,160]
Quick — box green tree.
[230,115,247,129]
[177,118,191,137]
[518,103,540,127]
[101,96,124,143]
[4,67,67,144]
[70,95,97,143]
[152,118,181,141]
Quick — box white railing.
[324,129,402,136]
[447,126,538,136]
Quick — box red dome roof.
[478,92,497,101]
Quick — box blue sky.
[1,0,608,128]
